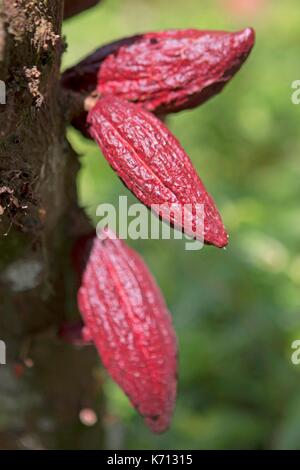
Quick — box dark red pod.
[62,28,255,114]
[64,0,101,20]
[87,96,228,248]
[77,230,177,432]
[62,35,141,94]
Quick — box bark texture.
[0,0,104,449]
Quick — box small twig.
[59,88,99,123]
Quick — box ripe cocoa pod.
[62,28,255,114]
[87,96,228,248]
[64,0,101,20]
[77,230,177,433]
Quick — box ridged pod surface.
[77,231,177,432]
[62,28,255,114]
[88,96,228,248]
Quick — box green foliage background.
[63,0,300,449]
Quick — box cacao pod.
[62,28,255,114]
[87,96,228,248]
[77,230,177,433]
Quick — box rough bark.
[0,0,104,449]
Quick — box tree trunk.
[0,0,104,449]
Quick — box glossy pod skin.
[87,96,228,248]
[62,28,255,114]
[77,231,177,433]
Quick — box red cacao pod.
[87,96,228,248]
[77,230,177,432]
[62,28,255,114]
[64,0,101,20]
